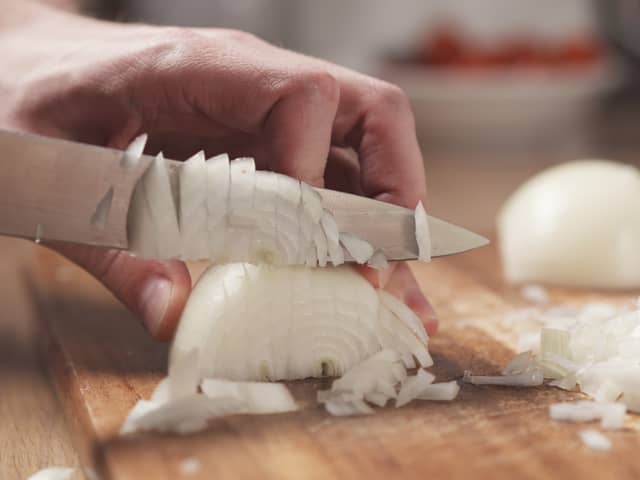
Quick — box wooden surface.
[25,241,640,480]
[3,143,640,479]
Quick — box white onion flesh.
[171,264,430,383]
[27,467,75,480]
[549,401,626,430]
[414,201,431,262]
[339,233,375,264]
[121,378,296,435]
[416,381,460,401]
[201,379,298,414]
[121,133,147,169]
[501,350,536,376]
[463,369,543,387]
[498,160,640,288]
[578,429,612,451]
[367,250,389,270]
[125,140,398,268]
[179,458,201,476]
[396,369,436,407]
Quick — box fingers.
[52,244,192,341]
[324,67,428,209]
[262,71,340,187]
[382,262,438,336]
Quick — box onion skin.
[498,160,640,289]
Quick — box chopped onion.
[549,401,626,430]
[501,350,536,376]
[179,458,201,476]
[578,429,612,451]
[121,133,147,169]
[520,284,549,305]
[325,397,374,416]
[339,233,374,264]
[179,151,208,259]
[396,369,436,407]
[463,369,543,387]
[367,250,389,270]
[415,381,460,401]
[201,379,298,414]
[27,467,75,480]
[414,201,431,262]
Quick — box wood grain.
[0,238,80,480]
[30,244,640,480]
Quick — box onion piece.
[205,153,230,260]
[416,381,460,401]
[120,394,247,435]
[121,133,147,169]
[540,328,571,379]
[27,467,75,480]
[168,349,200,400]
[179,458,201,476]
[414,201,431,262]
[396,369,436,407]
[578,429,612,451]
[324,396,374,416]
[463,369,543,387]
[179,151,208,260]
[549,401,626,430]
[321,211,344,266]
[501,350,536,376]
[201,379,298,414]
[340,233,374,264]
[367,250,389,270]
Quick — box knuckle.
[288,69,340,104]
[372,82,412,112]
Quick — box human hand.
[2,4,435,338]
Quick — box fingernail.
[138,276,173,336]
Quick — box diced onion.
[578,429,612,451]
[414,201,431,262]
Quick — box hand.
[1,4,436,339]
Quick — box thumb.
[52,244,191,341]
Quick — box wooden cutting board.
[31,245,640,480]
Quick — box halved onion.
[498,160,640,288]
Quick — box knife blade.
[0,129,488,260]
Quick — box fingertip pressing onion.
[498,160,640,288]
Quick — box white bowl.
[381,62,621,150]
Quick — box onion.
[171,264,430,383]
[396,369,435,407]
[121,133,147,169]
[578,429,612,451]
[367,250,389,270]
[415,381,460,401]
[179,151,208,260]
[549,401,626,430]
[339,233,375,264]
[463,369,544,387]
[179,458,201,476]
[201,379,297,414]
[498,160,640,288]
[414,201,431,262]
[27,467,75,480]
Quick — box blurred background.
[76,0,640,233]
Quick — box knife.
[0,129,488,260]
